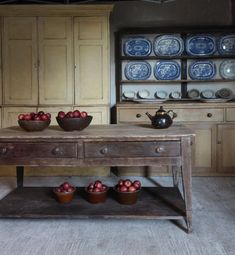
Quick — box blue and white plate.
[124,61,151,80]
[188,60,216,80]
[123,37,152,56]
[186,34,216,56]
[218,35,235,55]
[220,60,235,79]
[154,60,180,80]
[154,35,184,56]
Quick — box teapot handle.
[167,110,177,120]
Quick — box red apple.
[41,114,48,121]
[128,185,136,192]
[58,111,66,119]
[62,182,70,190]
[94,181,102,189]
[118,179,124,186]
[34,116,41,121]
[30,112,36,118]
[38,111,44,116]
[80,111,88,118]
[24,114,32,121]
[67,111,74,118]
[67,187,73,193]
[88,183,94,189]
[46,113,51,119]
[102,185,107,191]
[94,187,101,192]
[133,180,141,189]
[18,114,25,120]
[124,179,132,188]
[73,110,81,118]
[119,186,128,192]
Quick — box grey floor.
[0,176,234,255]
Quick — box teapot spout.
[145,112,153,121]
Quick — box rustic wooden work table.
[0,124,195,233]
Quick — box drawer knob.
[207,113,213,118]
[136,113,142,118]
[155,147,164,153]
[100,147,108,155]
[52,147,63,155]
[0,147,7,155]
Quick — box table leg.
[16,166,24,188]
[172,166,180,187]
[181,137,193,233]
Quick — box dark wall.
[109,0,232,106]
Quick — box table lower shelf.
[0,187,186,220]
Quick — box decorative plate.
[200,89,215,99]
[123,90,136,99]
[124,61,151,80]
[219,60,235,79]
[187,89,200,99]
[186,34,216,56]
[170,91,181,99]
[218,35,235,55]
[188,60,216,80]
[123,37,152,56]
[137,89,151,99]
[154,60,181,80]
[155,90,168,99]
[153,35,184,56]
[216,88,233,99]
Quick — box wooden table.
[0,124,195,233]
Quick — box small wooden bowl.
[85,187,109,204]
[114,186,141,205]
[53,188,76,203]
[18,120,50,132]
[56,116,92,132]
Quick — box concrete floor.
[0,176,234,255]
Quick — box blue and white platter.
[186,34,216,56]
[123,37,152,57]
[188,60,216,80]
[219,60,235,79]
[218,35,235,55]
[154,60,180,80]
[124,61,151,80]
[154,35,184,56]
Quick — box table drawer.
[226,108,235,121]
[85,141,181,158]
[0,143,78,158]
[118,108,224,123]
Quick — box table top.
[0,124,195,141]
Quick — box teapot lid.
[156,106,166,115]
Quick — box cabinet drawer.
[118,108,224,123]
[0,143,79,158]
[85,141,180,158]
[226,108,235,121]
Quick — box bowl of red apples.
[18,111,51,131]
[53,182,76,203]
[85,180,109,204]
[114,179,141,205]
[56,110,92,131]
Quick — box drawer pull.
[155,147,164,153]
[207,113,213,118]
[100,147,108,155]
[52,147,63,156]
[0,147,7,155]
[136,113,142,118]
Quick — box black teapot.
[146,106,177,129]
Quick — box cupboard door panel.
[3,17,38,105]
[38,17,73,105]
[217,124,235,173]
[74,16,109,105]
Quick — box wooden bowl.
[53,188,76,203]
[85,187,109,204]
[18,120,50,132]
[114,186,141,205]
[56,116,92,131]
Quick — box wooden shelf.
[0,187,186,219]
[121,79,235,84]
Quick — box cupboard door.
[3,17,38,105]
[73,106,109,124]
[2,107,37,128]
[38,17,73,105]
[74,16,109,105]
[217,124,235,173]
[186,124,216,174]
